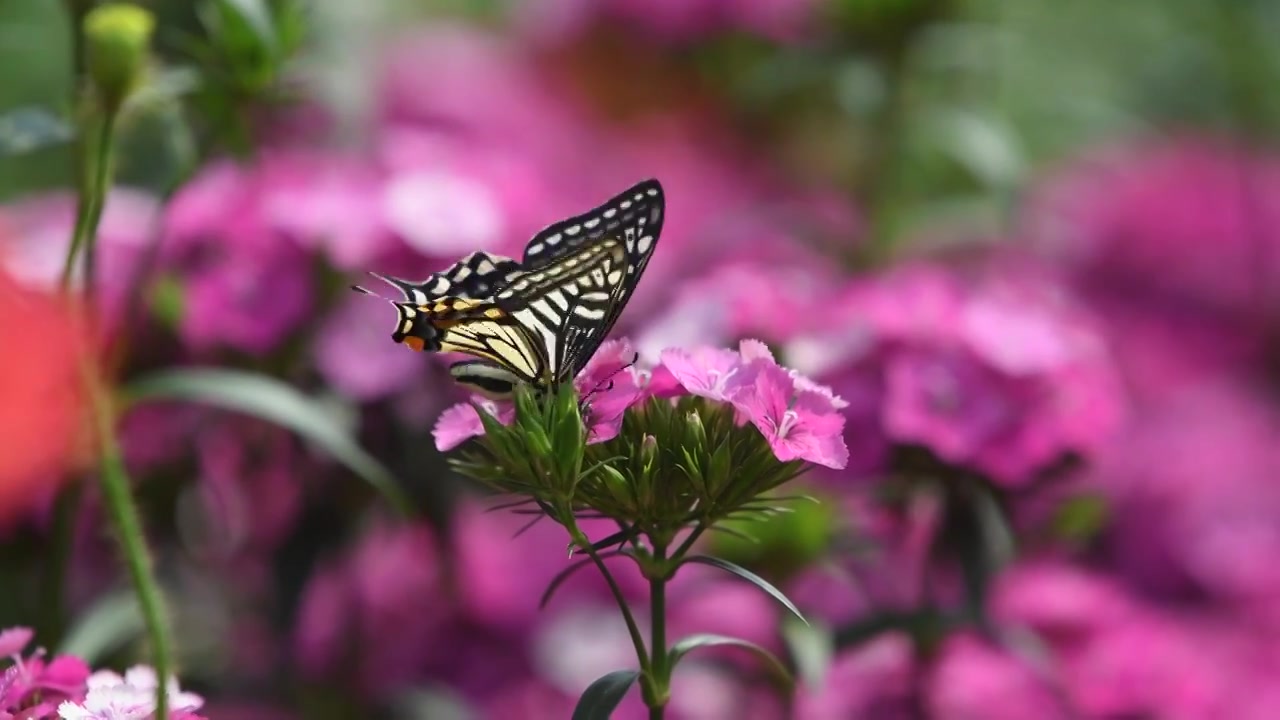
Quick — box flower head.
[0,627,90,719]
[57,666,204,720]
[786,261,1125,487]
[726,352,849,469]
[442,338,847,537]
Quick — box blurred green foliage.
[0,0,73,199]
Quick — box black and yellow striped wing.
[497,179,664,383]
[359,179,664,398]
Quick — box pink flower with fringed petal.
[432,339,649,451]
[0,626,90,719]
[432,337,849,470]
[727,356,849,469]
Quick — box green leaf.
[208,0,277,55]
[669,633,792,688]
[539,551,623,609]
[571,670,639,720]
[124,368,412,516]
[0,106,73,157]
[682,555,807,625]
[782,616,832,689]
[57,591,144,664]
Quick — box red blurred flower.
[0,272,86,526]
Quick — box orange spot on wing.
[403,336,425,351]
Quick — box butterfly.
[355,179,665,399]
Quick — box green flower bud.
[640,433,658,473]
[685,410,707,451]
[84,3,156,113]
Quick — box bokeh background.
[2,0,1280,717]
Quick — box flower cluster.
[0,627,203,720]
[779,261,1126,487]
[440,339,847,544]
[437,339,848,471]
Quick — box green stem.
[87,370,172,720]
[59,98,173,717]
[582,543,649,672]
[646,541,670,720]
[60,113,116,293]
[670,522,708,561]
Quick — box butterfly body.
[356,179,664,398]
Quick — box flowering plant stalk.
[439,340,849,718]
[50,5,179,720]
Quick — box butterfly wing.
[521,179,664,271]
[495,180,664,382]
[357,180,664,396]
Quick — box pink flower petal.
[0,627,32,658]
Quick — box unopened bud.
[640,434,657,470]
[84,3,155,113]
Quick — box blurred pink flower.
[994,562,1236,719]
[0,188,158,335]
[512,0,821,43]
[635,261,845,362]
[164,160,316,355]
[1083,381,1280,606]
[788,261,1125,486]
[787,490,945,624]
[57,666,204,720]
[0,629,32,660]
[792,633,915,719]
[377,26,849,326]
[0,627,89,719]
[178,239,313,355]
[926,633,1067,720]
[313,294,426,401]
[1024,137,1280,326]
[293,521,450,696]
[451,501,646,633]
[192,420,302,558]
[666,575,783,665]
[256,150,394,270]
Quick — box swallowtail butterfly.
[355,179,664,398]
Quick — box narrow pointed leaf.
[669,633,792,688]
[683,555,807,624]
[125,368,411,515]
[571,669,639,720]
[539,551,622,609]
[782,616,832,689]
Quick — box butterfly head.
[351,281,445,352]
[389,302,443,352]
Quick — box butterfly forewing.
[522,179,664,271]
